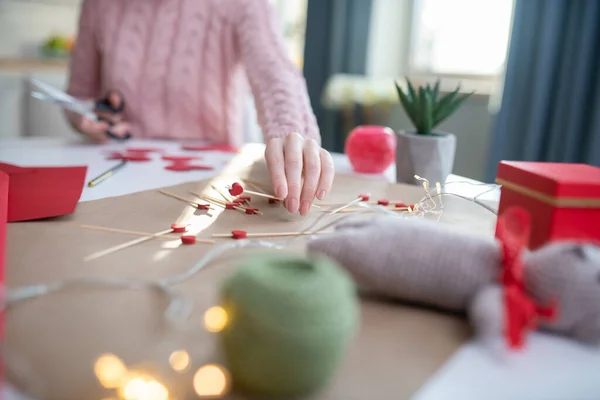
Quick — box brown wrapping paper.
[5,152,497,400]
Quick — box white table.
[2,138,599,400]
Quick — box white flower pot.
[395,131,456,185]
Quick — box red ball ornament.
[345,126,396,174]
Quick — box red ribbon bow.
[495,206,558,350]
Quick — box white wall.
[365,0,496,182]
[0,0,81,57]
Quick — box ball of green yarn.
[219,252,359,398]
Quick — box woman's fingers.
[78,118,110,143]
[283,132,304,214]
[108,122,131,138]
[316,148,334,200]
[95,110,123,125]
[94,90,125,124]
[299,139,321,215]
[265,137,287,199]
[266,133,336,215]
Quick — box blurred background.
[0,0,598,182]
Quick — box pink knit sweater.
[66,0,320,146]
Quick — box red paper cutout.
[496,206,559,349]
[377,199,389,206]
[164,162,214,171]
[229,182,244,196]
[161,155,201,162]
[197,204,210,210]
[126,148,162,154]
[245,207,259,215]
[171,224,187,233]
[232,230,247,239]
[0,163,87,222]
[395,202,407,208]
[181,235,196,245]
[225,203,235,210]
[181,143,238,153]
[106,152,151,162]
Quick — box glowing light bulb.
[204,306,228,333]
[94,354,128,389]
[122,378,147,399]
[146,381,169,400]
[121,377,168,400]
[169,350,191,372]
[193,364,230,397]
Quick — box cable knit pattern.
[66,0,320,146]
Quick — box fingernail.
[317,190,327,200]
[276,185,287,198]
[300,201,311,215]
[288,198,299,213]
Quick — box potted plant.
[394,78,473,185]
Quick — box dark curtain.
[302,0,373,152]
[486,0,600,181]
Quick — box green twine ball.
[219,252,360,398]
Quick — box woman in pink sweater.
[67,0,333,216]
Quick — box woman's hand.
[265,132,335,216]
[72,90,130,143]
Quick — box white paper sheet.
[413,333,600,400]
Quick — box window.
[409,0,515,77]
[270,0,308,69]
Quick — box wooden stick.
[189,191,264,215]
[240,179,271,194]
[316,200,406,207]
[79,224,181,239]
[211,184,233,202]
[241,188,283,201]
[159,190,209,208]
[234,188,320,208]
[83,227,216,262]
[329,197,364,215]
[318,207,410,214]
[84,228,175,261]
[212,231,330,239]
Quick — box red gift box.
[495,161,600,249]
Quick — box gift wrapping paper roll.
[219,252,360,398]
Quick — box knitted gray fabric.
[307,216,600,344]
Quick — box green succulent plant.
[395,78,474,135]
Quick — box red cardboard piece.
[229,182,244,196]
[0,163,87,222]
[231,230,247,239]
[181,235,197,245]
[0,171,8,344]
[171,224,187,233]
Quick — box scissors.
[30,79,131,141]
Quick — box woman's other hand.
[265,132,335,216]
[71,90,130,143]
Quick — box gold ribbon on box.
[496,178,600,208]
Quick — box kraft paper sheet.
[5,154,497,400]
